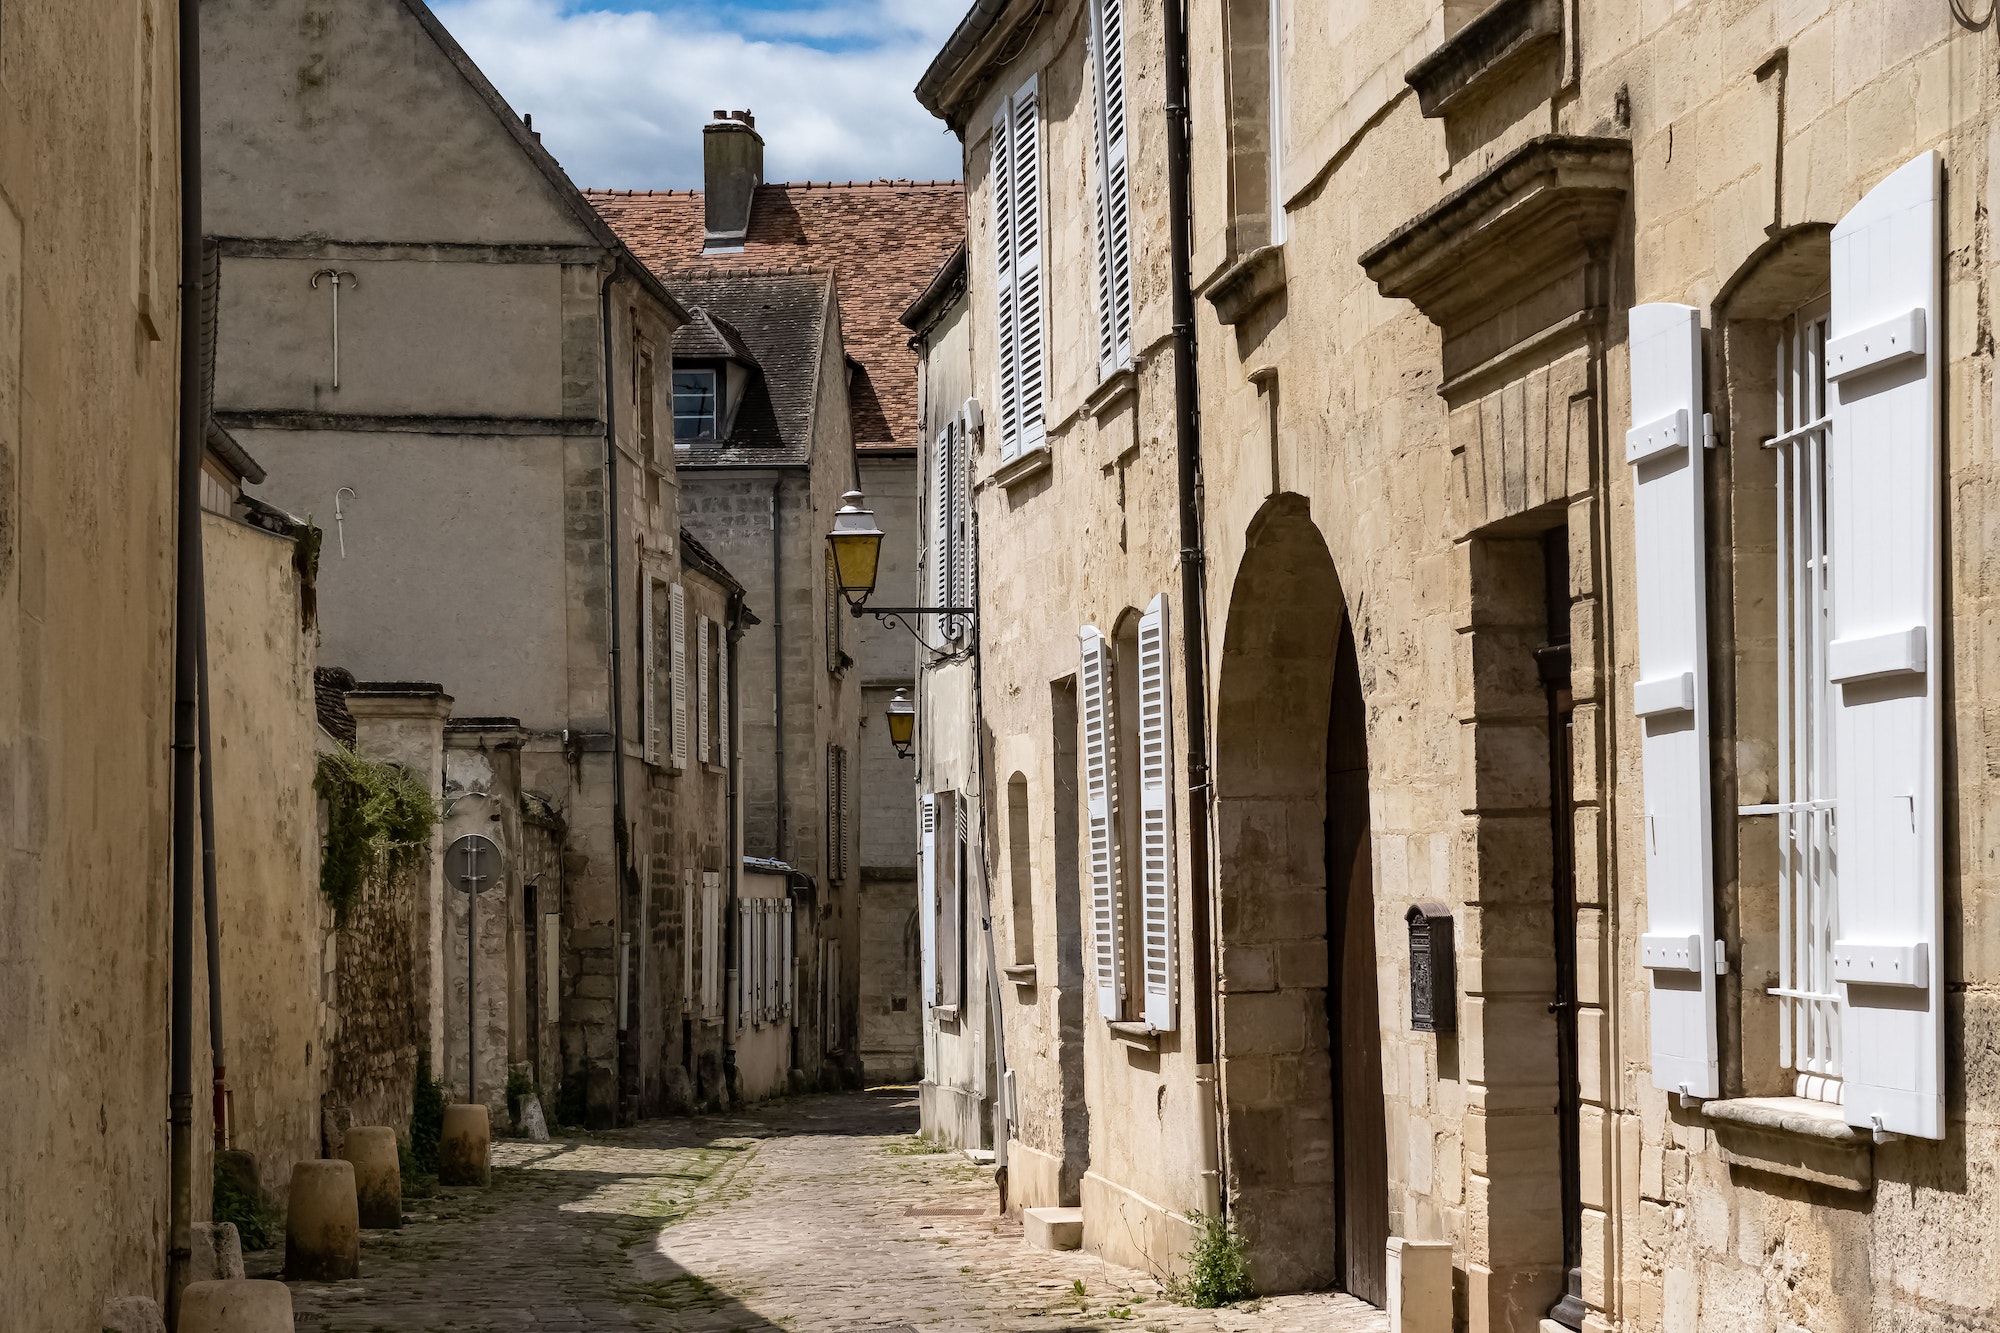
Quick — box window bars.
[1744,302,1842,1104]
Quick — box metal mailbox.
[1406,902,1456,1034]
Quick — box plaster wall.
[0,2,181,1321]
[202,513,326,1207]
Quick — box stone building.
[921,0,1999,1330]
[201,0,744,1127]
[592,128,962,1083]
[0,6,186,1321]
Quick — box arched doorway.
[1215,495,1388,1302]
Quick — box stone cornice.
[1359,135,1630,340]
[1405,0,1563,119]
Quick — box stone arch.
[1214,493,1387,1301]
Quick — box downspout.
[722,590,745,1104]
[600,266,635,1119]
[771,482,786,862]
[167,0,205,1313]
[1163,0,1224,1218]
[968,504,1010,1191]
[197,568,225,1148]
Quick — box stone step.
[1022,1206,1083,1252]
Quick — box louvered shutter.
[1627,302,1719,1101]
[768,901,782,1019]
[1079,626,1124,1021]
[642,578,661,766]
[1827,151,1944,1141]
[697,613,711,764]
[681,869,695,1008]
[1093,0,1133,376]
[936,791,962,1007]
[718,633,730,766]
[921,794,938,1007]
[1137,596,1178,1031]
[670,583,688,770]
[951,422,973,639]
[782,897,795,1015]
[933,424,955,645]
[737,898,750,1028]
[703,871,721,1016]
[1010,79,1046,458]
[991,101,1020,461]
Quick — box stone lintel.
[1360,136,1630,353]
[1406,0,1564,119]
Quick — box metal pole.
[467,843,478,1106]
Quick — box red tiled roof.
[588,181,965,451]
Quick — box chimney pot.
[702,111,765,253]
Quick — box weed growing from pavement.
[1166,1211,1255,1308]
[880,1134,950,1156]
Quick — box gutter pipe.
[601,268,635,1120]
[1163,0,1225,1216]
[722,589,746,1103]
[197,568,225,1149]
[168,0,205,1314]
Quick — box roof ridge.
[664,263,833,279]
[584,180,962,197]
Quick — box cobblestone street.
[263,1089,1385,1332]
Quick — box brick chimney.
[703,110,763,254]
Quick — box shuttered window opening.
[670,583,689,770]
[991,76,1046,462]
[737,897,751,1028]
[928,791,965,1009]
[717,630,730,767]
[642,578,663,766]
[1268,0,1287,246]
[1079,626,1125,1022]
[1136,597,1178,1031]
[931,420,974,645]
[681,868,696,1009]
[697,611,712,766]
[1823,152,1943,1142]
[701,871,722,1019]
[1091,0,1134,377]
[826,745,850,883]
[782,898,796,1017]
[1626,302,1720,1102]
[1741,298,1843,1104]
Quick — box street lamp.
[824,489,975,636]
[885,688,915,759]
[828,491,886,606]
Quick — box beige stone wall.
[0,1,182,1322]
[200,513,326,1206]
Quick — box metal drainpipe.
[196,566,225,1148]
[600,267,635,1119]
[167,0,206,1312]
[1163,0,1225,1217]
[722,591,745,1104]
[770,482,786,863]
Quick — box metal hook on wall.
[309,268,360,389]
[334,487,356,557]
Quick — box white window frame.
[673,366,719,445]
[1267,0,1286,245]
[991,76,1047,462]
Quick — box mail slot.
[1406,902,1456,1034]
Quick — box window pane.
[673,369,718,441]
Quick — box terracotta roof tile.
[588,180,965,451]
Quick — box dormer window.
[673,367,720,443]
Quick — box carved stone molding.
[1201,243,1288,328]
[1405,0,1564,119]
[1360,135,1630,395]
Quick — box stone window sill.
[1405,0,1562,119]
[1200,244,1287,327]
[1108,1020,1162,1051]
[1002,964,1038,988]
[1699,1096,1873,1193]
[1083,366,1137,419]
[990,443,1051,491]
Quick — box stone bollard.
[339,1126,403,1229]
[175,1279,293,1332]
[284,1159,360,1281]
[1386,1236,1453,1333]
[438,1104,491,1186]
[191,1222,246,1281]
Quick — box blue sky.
[432,0,966,189]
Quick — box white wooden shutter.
[681,869,695,1008]
[1626,302,1719,1101]
[933,424,955,645]
[1137,596,1177,1031]
[921,793,938,1007]
[1011,78,1046,458]
[702,871,721,1017]
[717,632,730,767]
[1079,626,1123,1021]
[1093,0,1133,376]
[951,422,973,639]
[670,582,688,770]
[642,578,661,766]
[991,101,1020,462]
[768,901,782,1019]
[697,612,712,763]
[1827,151,1943,1141]
[737,898,750,1028]
[783,897,795,1016]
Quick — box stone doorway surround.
[1359,134,1630,1333]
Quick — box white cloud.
[429,0,965,189]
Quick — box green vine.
[316,745,437,919]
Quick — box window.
[991,76,1046,462]
[827,744,850,882]
[1750,299,1842,1103]
[923,792,964,1008]
[642,575,673,767]
[930,419,972,645]
[697,611,712,765]
[1078,597,1178,1031]
[1090,0,1134,376]
[670,583,689,769]
[1007,775,1035,968]
[1220,0,1285,254]
[1268,0,1286,245]
[701,870,722,1019]
[673,368,718,443]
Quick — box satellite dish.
[446,834,502,895]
